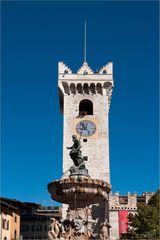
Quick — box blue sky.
[1,1,159,206]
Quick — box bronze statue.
[67,135,89,176]
[67,135,83,166]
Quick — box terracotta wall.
[10,211,20,240]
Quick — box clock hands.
[76,120,96,137]
[80,122,91,135]
[80,122,88,131]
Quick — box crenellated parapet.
[109,192,154,211]
[99,62,113,75]
[77,62,94,74]
[58,62,72,75]
[58,61,113,96]
[58,61,114,112]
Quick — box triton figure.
[67,135,83,167]
[67,135,88,176]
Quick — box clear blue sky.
[1,1,159,206]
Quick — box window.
[2,219,5,228]
[103,70,107,74]
[83,156,88,161]
[44,225,48,231]
[36,225,42,231]
[7,220,9,230]
[14,230,17,240]
[2,219,8,230]
[14,216,17,222]
[4,237,7,240]
[83,139,87,142]
[79,99,93,115]
[31,225,35,231]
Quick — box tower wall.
[59,61,113,184]
[58,61,113,236]
[63,94,110,182]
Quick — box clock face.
[76,120,96,137]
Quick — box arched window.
[79,99,93,115]
[4,237,7,240]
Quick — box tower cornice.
[58,61,114,112]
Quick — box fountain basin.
[48,177,111,208]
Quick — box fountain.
[47,135,111,239]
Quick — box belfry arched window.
[79,99,93,115]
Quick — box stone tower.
[48,61,113,238]
[58,61,114,183]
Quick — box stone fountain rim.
[47,176,111,192]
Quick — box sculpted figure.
[48,218,61,239]
[67,135,83,167]
[62,219,76,240]
[99,221,109,240]
[67,135,89,176]
[74,219,88,235]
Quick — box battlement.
[58,62,72,75]
[58,61,113,76]
[99,62,113,75]
[109,192,154,211]
[58,61,113,99]
[77,62,94,74]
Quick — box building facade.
[0,198,62,240]
[0,198,23,240]
[20,204,61,240]
[109,192,154,240]
[1,201,13,240]
[21,203,62,240]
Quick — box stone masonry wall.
[109,192,154,240]
[62,94,110,183]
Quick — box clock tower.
[58,61,114,183]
